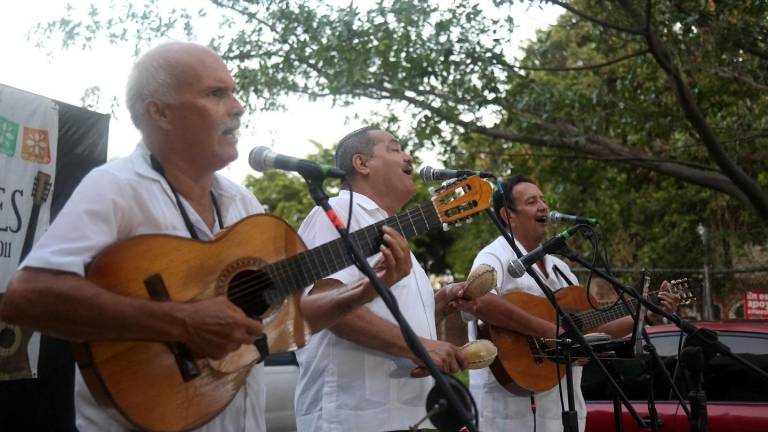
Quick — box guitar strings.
[228,215,436,313]
[223,203,439,309]
[571,281,686,331]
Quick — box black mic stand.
[303,175,478,432]
[681,346,708,432]
[557,242,691,427]
[484,209,645,431]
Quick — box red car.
[583,321,768,432]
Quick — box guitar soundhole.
[227,269,276,319]
[0,327,17,349]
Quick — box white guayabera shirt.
[465,236,586,432]
[22,143,267,432]
[294,190,437,432]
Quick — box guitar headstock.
[664,278,696,305]
[431,176,493,225]
[31,171,52,205]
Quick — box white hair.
[125,41,216,130]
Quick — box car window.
[582,330,768,403]
[700,333,768,403]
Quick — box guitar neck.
[573,296,650,332]
[265,201,441,300]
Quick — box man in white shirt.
[0,43,413,432]
[294,126,468,431]
[456,175,680,432]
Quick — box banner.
[0,85,59,380]
[745,291,768,320]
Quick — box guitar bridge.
[144,273,201,382]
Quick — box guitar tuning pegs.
[454,221,462,227]
[465,217,473,224]
[442,223,450,231]
[428,187,436,195]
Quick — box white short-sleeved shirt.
[467,236,586,432]
[21,144,267,432]
[294,190,436,432]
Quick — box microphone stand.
[302,175,478,432]
[484,209,645,431]
[557,239,768,424]
[681,346,708,432]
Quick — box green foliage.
[35,0,768,277]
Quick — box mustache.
[220,119,241,134]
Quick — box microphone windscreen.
[419,166,433,182]
[248,146,271,171]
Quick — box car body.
[264,351,299,432]
[583,321,768,432]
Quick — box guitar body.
[74,214,312,432]
[479,286,595,395]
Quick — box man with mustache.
[0,42,413,431]
[293,126,468,432]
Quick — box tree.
[34,0,768,271]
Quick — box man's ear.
[145,99,172,130]
[351,153,371,176]
[500,206,515,229]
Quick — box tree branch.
[546,0,644,35]
[711,68,768,92]
[615,0,768,217]
[513,49,649,72]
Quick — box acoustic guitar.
[74,176,492,432]
[478,279,694,395]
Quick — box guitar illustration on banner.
[0,171,52,380]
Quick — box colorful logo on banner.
[0,116,19,157]
[0,84,58,380]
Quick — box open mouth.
[403,165,413,175]
[534,215,548,224]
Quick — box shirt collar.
[340,189,382,211]
[131,140,237,199]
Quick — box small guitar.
[479,279,694,394]
[75,176,492,432]
[0,171,52,380]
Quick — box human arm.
[308,277,467,374]
[300,226,412,331]
[0,268,261,360]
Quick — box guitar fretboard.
[262,201,442,302]
[572,297,649,332]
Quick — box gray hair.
[126,42,214,130]
[335,126,381,179]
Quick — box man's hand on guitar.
[647,280,681,324]
[179,296,263,360]
[410,339,467,377]
[371,226,412,289]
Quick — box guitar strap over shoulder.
[552,264,574,288]
[150,154,224,239]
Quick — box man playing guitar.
[0,42,413,432]
[455,175,680,432]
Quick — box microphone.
[507,225,582,278]
[249,146,346,179]
[549,210,598,226]
[419,165,494,182]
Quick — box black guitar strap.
[150,154,224,239]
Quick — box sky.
[1,0,560,184]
